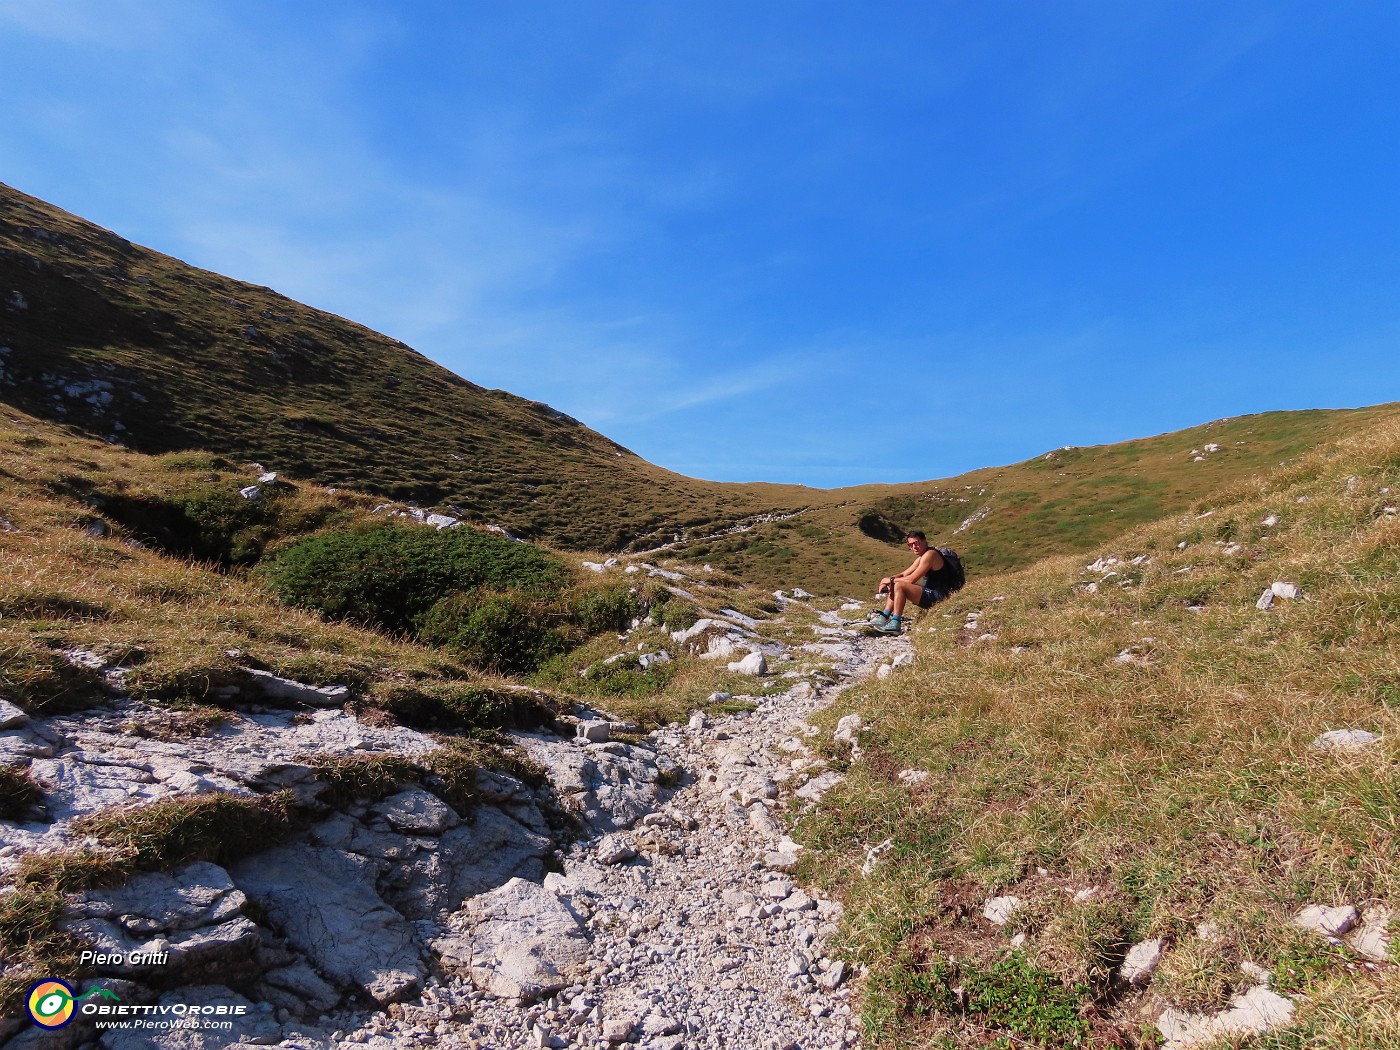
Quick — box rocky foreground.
[1,599,907,1050]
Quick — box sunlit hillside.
[3,181,1396,599]
[800,412,1400,1047]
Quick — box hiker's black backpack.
[934,547,966,592]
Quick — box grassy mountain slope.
[0,406,792,735]
[671,405,1400,594]
[800,412,1400,1047]
[0,406,812,1009]
[0,181,810,552]
[3,179,1395,598]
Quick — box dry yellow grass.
[799,418,1400,1047]
[0,413,570,723]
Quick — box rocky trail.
[0,597,911,1050]
[329,605,908,1050]
[399,619,908,1050]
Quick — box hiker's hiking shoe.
[867,609,891,624]
[874,617,902,634]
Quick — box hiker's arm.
[895,551,942,583]
[881,553,928,591]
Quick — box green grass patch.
[71,792,297,871]
[0,763,42,820]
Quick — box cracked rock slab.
[434,877,591,1001]
[370,786,458,834]
[230,844,423,1005]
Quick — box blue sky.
[2,2,1397,487]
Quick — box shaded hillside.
[0,181,807,551]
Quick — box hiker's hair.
[906,530,927,542]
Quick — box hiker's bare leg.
[890,579,922,616]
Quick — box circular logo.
[26,979,77,1028]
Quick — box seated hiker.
[871,530,947,633]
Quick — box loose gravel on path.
[337,614,910,1050]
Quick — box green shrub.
[417,592,568,675]
[101,487,276,566]
[175,487,277,563]
[571,582,643,634]
[868,949,1089,1047]
[858,509,906,543]
[963,952,1090,1045]
[261,523,567,634]
[537,651,678,700]
[659,600,700,632]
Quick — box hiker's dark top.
[918,550,945,590]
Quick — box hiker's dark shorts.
[917,585,948,609]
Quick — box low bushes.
[263,525,655,675]
[571,582,645,634]
[260,523,568,635]
[416,592,569,676]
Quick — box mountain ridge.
[3,179,1396,594]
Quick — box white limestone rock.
[435,878,591,1002]
[577,720,611,744]
[1311,729,1380,751]
[596,834,637,865]
[0,699,30,729]
[1120,938,1165,984]
[426,513,461,530]
[391,806,550,919]
[700,635,736,660]
[245,668,349,707]
[371,786,459,834]
[982,896,1022,926]
[1292,904,1359,938]
[748,803,781,837]
[861,837,894,877]
[833,714,863,745]
[230,845,424,1005]
[764,851,801,873]
[1345,911,1393,963]
[727,651,768,676]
